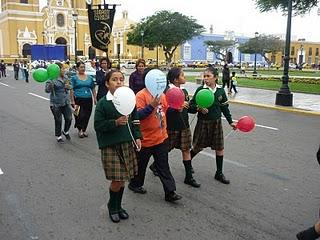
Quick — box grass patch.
[186,76,320,94]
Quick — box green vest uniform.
[94,98,142,149]
[189,85,233,124]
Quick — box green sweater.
[94,98,142,149]
[189,85,233,124]
[166,88,190,131]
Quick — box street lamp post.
[72,12,78,63]
[275,0,293,106]
[253,31,259,76]
[140,30,144,59]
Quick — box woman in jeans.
[70,61,97,138]
[45,62,72,143]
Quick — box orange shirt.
[136,88,168,147]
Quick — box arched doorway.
[55,37,67,60]
[22,43,31,57]
[55,37,67,45]
[88,46,96,60]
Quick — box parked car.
[120,60,136,69]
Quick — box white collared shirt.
[106,91,114,100]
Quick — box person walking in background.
[166,67,200,188]
[296,145,320,240]
[222,64,230,90]
[70,61,96,138]
[13,59,20,80]
[129,58,146,94]
[45,62,72,143]
[94,70,142,223]
[189,67,236,184]
[229,71,238,94]
[128,69,182,203]
[22,60,29,83]
[0,60,6,78]
[96,57,110,101]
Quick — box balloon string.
[224,130,235,140]
[126,121,139,149]
[189,113,197,126]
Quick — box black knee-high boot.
[108,189,120,223]
[118,187,129,219]
[214,155,230,184]
[183,160,200,188]
[296,226,320,240]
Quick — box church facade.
[0,0,173,63]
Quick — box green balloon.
[47,63,60,79]
[32,68,48,83]
[195,89,215,108]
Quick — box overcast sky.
[3,0,320,41]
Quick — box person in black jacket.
[222,64,230,90]
[296,145,320,240]
[13,59,20,80]
[96,57,110,101]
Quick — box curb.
[229,99,320,116]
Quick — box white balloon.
[145,69,167,97]
[112,87,136,115]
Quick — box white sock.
[57,136,62,140]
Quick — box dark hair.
[76,61,85,68]
[205,66,219,77]
[231,71,236,75]
[100,57,110,66]
[167,67,182,84]
[105,69,124,83]
[55,62,63,69]
[136,58,146,68]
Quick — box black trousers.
[74,97,92,131]
[222,80,230,89]
[0,69,6,77]
[14,70,19,80]
[130,140,176,194]
[50,105,72,137]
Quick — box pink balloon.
[166,87,185,110]
[236,116,256,132]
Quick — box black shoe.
[184,178,201,188]
[119,208,129,220]
[107,203,120,223]
[149,163,159,177]
[165,192,182,202]
[214,173,230,184]
[62,131,71,140]
[128,184,147,194]
[296,227,320,240]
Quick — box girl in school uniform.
[166,67,200,188]
[189,67,236,184]
[94,70,142,223]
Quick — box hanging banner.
[87,3,116,51]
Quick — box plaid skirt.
[168,128,192,151]
[101,142,138,181]
[192,119,224,151]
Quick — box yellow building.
[270,40,320,67]
[0,1,177,64]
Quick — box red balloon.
[236,116,256,132]
[166,87,185,110]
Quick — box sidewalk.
[183,82,320,115]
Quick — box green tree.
[204,40,235,62]
[238,35,284,65]
[255,0,319,15]
[127,10,204,64]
